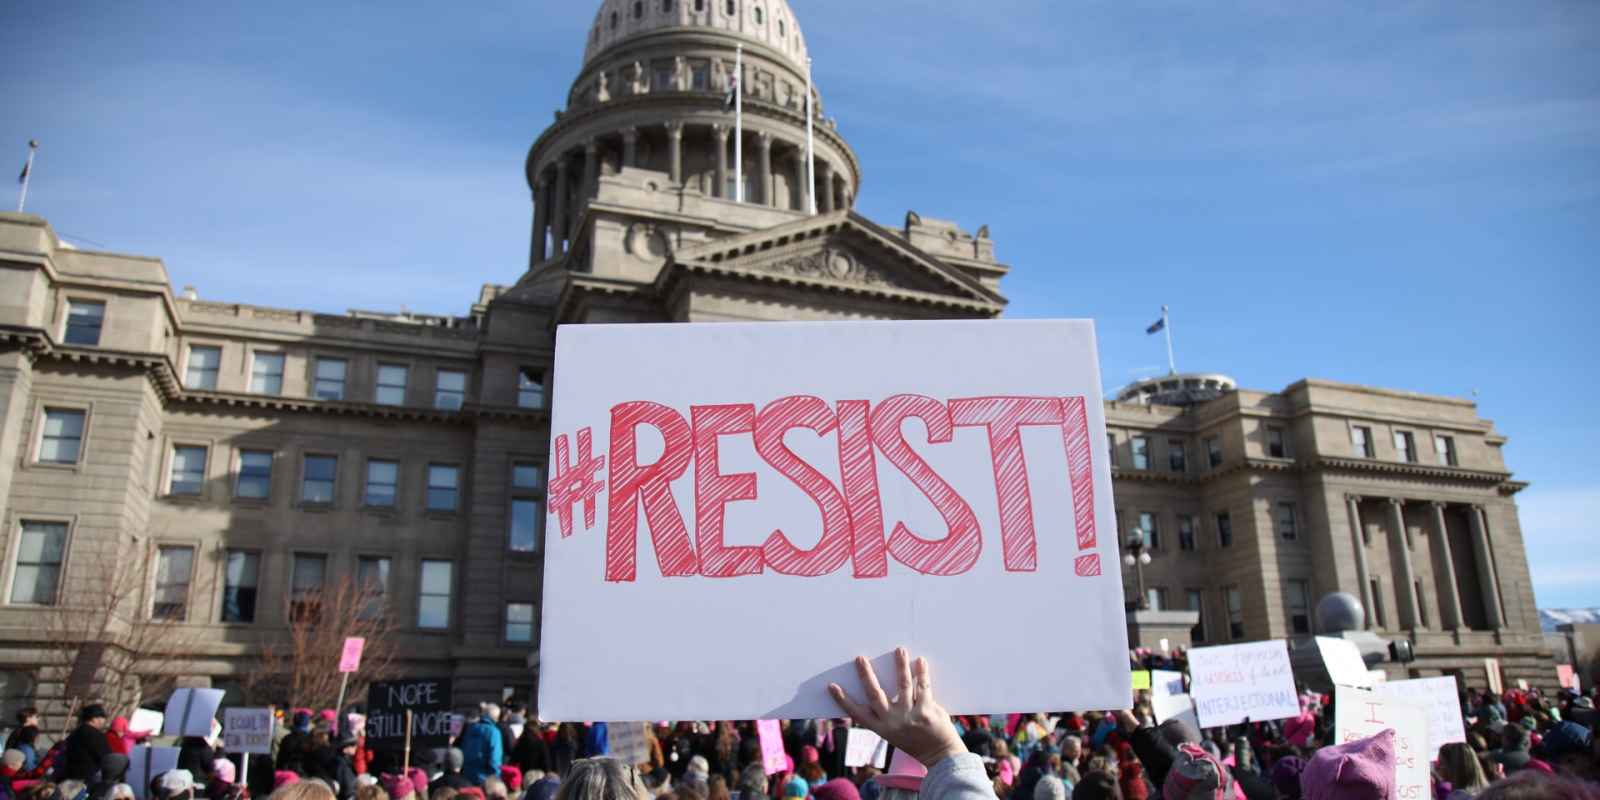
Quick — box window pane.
[171,446,207,495]
[40,409,85,464]
[510,500,540,553]
[366,460,398,507]
[291,555,326,622]
[251,353,285,394]
[435,370,465,410]
[1168,440,1186,472]
[1131,437,1149,470]
[518,369,545,409]
[419,596,451,629]
[186,346,221,390]
[237,451,273,499]
[506,603,534,642]
[303,456,337,503]
[377,365,408,405]
[427,465,458,510]
[10,522,67,605]
[314,359,346,400]
[153,546,193,621]
[358,557,391,620]
[222,550,259,623]
[421,561,452,595]
[419,561,453,629]
[512,463,542,490]
[64,300,105,345]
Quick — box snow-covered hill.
[1541,608,1600,631]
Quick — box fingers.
[895,647,914,709]
[913,656,933,707]
[857,655,890,712]
[827,683,871,723]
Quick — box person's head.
[1161,743,1231,800]
[59,782,87,800]
[1300,729,1394,800]
[482,704,503,725]
[1438,742,1489,792]
[16,708,38,728]
[811,779,859,800]
[705,775,729,800]
[524,771,547,787]
[1268,756,1305,800]
[380,774,415,800]
[356,786,391,800]
[797,762,825,783]
[1477,771,1600,800]
[447,749,466,774]
[12,726,39,747]
[483,778,509,800]
[993,741,1011,760]
[81,705,110,730]
[431,789,459,800]
[1070,771,1121,800]
[159,769,196,800]
[1534,721,1596,780]
[20,783,60,800]
[3,749,27,771]
[555,758,650,800]
[1035,775,1067,800]
[340,735,360,757]
[1060,736,1083,762]
[1479,752,1505,782]
[107,784,137,800]
[1503,724,1530,752]
[270,782,338,800]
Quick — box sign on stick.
[756,719,787,775]
[162,688,225,737]
[339,637,365,673]
[844,728,889,769]
[537,321,1127,720]
[129,709,164,736]
[608,722,650,766]
[128,746,180,800]
[1374,676,1466,760]
[1150,669,1200,732]
[1335,687,1429,800]
[1187,640,1299,728]
[1484,659,1503,694]
[223,707,274,755]
[365,678,454,747]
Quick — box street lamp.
[1123,534,1152,610]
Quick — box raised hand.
[826,647,967,768]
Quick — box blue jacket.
[459,719,503,785]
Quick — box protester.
[64,706,113,782]
[462,711,506,787]
[430,751,474,795]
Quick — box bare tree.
[241,574,402,712]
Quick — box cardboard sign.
[538,321,1127,721]
[1315,637,1375,689]
[365,678,454,747]
[1558,664,1577,689]
[129,709,164,736]
[609,722,650,765]
[128,746,180,800]
[162,688,225,737]
[1187,640,1299,728]
[757,719,787,775]
[1151,669,1200,731]
[339,637,366,673]
[1335,687,1429,800]
[223,707,274,755]
[844,728,889,769]
[1374,676,1466,760]
[1484,658,1503,694]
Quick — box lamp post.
[1123,534,1152,610]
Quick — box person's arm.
[1116,710,1178,789]
[826,648,992,800]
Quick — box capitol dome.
[583,0,810,75]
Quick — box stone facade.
[0,0,1551,718]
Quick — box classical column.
[818,161,834,213]
[666,121,684,185]
[622,127,639,168]
[756,132,774,207]
[1387,498,1422,630]
[1345,494,1374,629]
[582,139,600,206]
[791,152,804,211]
[529,176,548,265]
[551,157,570,256]
[1429,502,1465,631]
[1469,505,1506,629]
[712,124,729,199]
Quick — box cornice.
[1110,456,1525,495]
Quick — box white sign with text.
[1187,640,1300,728]
[223,707,274,755]
[1335,687,1430,800]
[1374,676,1467,760]
[1151,669,1200,731]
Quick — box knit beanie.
[381,774,416,800]
[812,779,860,800]
[1163,743,1236,800]
[1301,729,1395,800]
[1269,756,1306,800]
[1035,775,1067,800]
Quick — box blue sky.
[3,1,1597,606]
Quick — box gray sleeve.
[922,752,995,800]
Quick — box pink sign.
[756,719,787,775]
[339,637,365,673]
[1558,664,1576,689]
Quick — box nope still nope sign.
[539,321,1127,721]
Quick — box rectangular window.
[653,65,674,91]
[152,545,194,621]
[221,550,259,623]
[9,521,67,605]
[1370,579,1387,628]
[1106,434,1116,468]
[1226,587,1245,640]
[1178,516,1196,552]
[512,462,543,491]
[1216,512,1233,548]
[1187,590,1206,643]
[1277,502,1298,541]
[426,465,459,512]
[1394,430,1417,463]
[302,455,337,505]
[376,364,409,406]
[510,499,541,553]
[1137,512,1160,550]
[1435,435,1458,467]
[434,369,466,410]
[1352,425,1374,458]
[1146,587,1167,611]
[236,450,273,500]
[365,460,398,508]
[690,63,709,91]
[313,357,347,401]
[169,445,207,496]
[1286,579,1310,635]
[418,560,453,629]
[357,556,391,620]
[506,603,535,643]
[1168,439,1187,473]
[517,368,545,409]
[63,299,105,345]
[1206,437,1223,468]
[290,554,326,623]
[1267,426,1287,458]
[250,352,285,395]
[38,408,85,464]
[185,345,221,390]
[1131,436,1150,470]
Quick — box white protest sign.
[128,746,180,800]
[1484,659,1503,694]
[1315,637,1375,689]
[162,688,225,737]
[223,707,274,755]
[1187,640,1299,728]
[129,709,164,736]
[1335,687,1429,800]
[844,728,889,769]
[1374,676,1466,760]
[1150,669,1200,731]
[538,321,1127,721]
[608,722,650,765]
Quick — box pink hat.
[500,766,523,790]
[274,771,301,790]
[1301,729,1395,800]
[1163,743,1240,800]
[211,758,237,785]
[878,749,927,792]
[801,745,820,764]
[812,779,860,800]
[408,769,431,796]
[381,774,417,799]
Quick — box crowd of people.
[1,649,1596,800]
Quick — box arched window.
[726,0,736,17]
[754,6,764,24]
[633,1,643,19]
[778,19,785,37]
[610,11,618,28]
[695,0,705,11]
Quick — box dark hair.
[16,708,38,725]
[1479,772,1600,800]
[14,725,40,746]
[1071,771,1122,800]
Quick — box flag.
[1146,317,1165,335]
[722,70,739,112]
[16,158,27,184]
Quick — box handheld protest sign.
[1187,640,1299,728]
[129,709,164,737]
[162,688,225,737]
[366,678,454,748]
[609,723,650,766]
[1334,687,1429,799]
[757,719,787,775]
[128,746,180,800]
[1315,637,1375,689]
[339,637,366,673]
[844,728,888,769]
[223,707,274,755]
[538,320,1127,721]
[1483,658,1503,694]
[1374,676,1466,760]
[1150,669,1200,732]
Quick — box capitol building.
[0,0,1552,716]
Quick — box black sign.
[366,678,454,747]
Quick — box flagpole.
[734,44,744,204]
[1162,305,1177,376]
[17,140,38,213]
[805,57,816,215]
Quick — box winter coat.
[459,720,504,785]
[63,723,112,781]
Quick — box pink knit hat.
[381,774,417,800]
[274,771,301,790]
[211,758,237,785]
[1301,729,1396,800]
[878,749,927,792]
[1163,743,1240,800]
